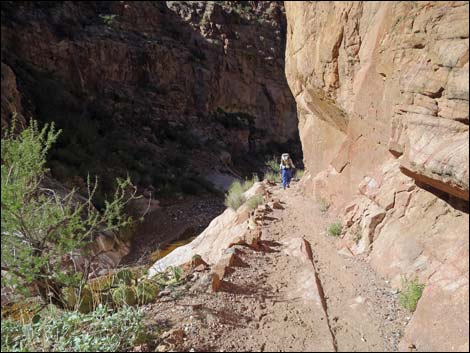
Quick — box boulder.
[148,183,265,277]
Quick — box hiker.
[280,153,295,189]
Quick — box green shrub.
[112,284,137,306]
[265,156,281,174]
[150,266,184,288]
[1,304,144,352]
[242,174,259,192]
[168,266,183,285]
[135,280,159,305]
[264,157,281,183]
[327,222,342,237]
[246,194,264,210]
[99,14,117,26]
[1,119,138,308]
[264,171,281,183]
[399,277,425,312]
[224,176,258,210]
[61,286,95,313]
[115,269,134,286]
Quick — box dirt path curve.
[275,183,408,352]
[146,181,407,352]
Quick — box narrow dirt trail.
[275,183,408,351]
[146,181,407,352]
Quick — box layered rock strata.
[285,2,469,351]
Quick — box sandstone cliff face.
[285,2,469,351]
[1,1,299,198]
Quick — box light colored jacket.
[280,158,295,170]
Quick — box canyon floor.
[142,181,409,352]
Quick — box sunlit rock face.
[285,2,469,351]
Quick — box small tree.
[1,119,138,308]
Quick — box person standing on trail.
[280,153,295,190]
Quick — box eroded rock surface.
[1,1,299,196]
[148,182,265,277]
[285,2,469,351]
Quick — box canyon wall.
[285,2,469,351]
[1,1,299,284]
[1,1,299,198]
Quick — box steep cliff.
[1,1,299,200]
[285,1,469,351]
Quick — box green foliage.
[327,221,342,237]
[1,119,139,307]
[224,176,259,210]
[265,156,281,174]
[170,266,183,283]
[72,266,159,310]
[246,194,264,210]
[264,171,281,183]
[1,304,144,352]
[135,280,159,305]
[243,176,259,192]
[399,277,425,312]
[99,14,117,26]
[264,157,281,183]
[61,286,95,313]
[115,269,134,286]
[111,285,137,306]
[224,181,245,210]
[150,265,185,289]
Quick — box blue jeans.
[282,168,292,189]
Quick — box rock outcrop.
[1,1,299,196]
[285,2,469,351]
[147,181,265,277]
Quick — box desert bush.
[246,194,264,210]
[264,157,281,183]
[111,284,137,306]
[135,280,159,305]
[150,265,184,289]
[327,221,342,237]
[1,304,144,352]
[242,174,259,191]
[1,119,138,308]
[265,156,281,174]
[399,277,425,312]
[224,180,246,210]
[99,14,117,26]
[224,176,258,210]
[264,171,281,183]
